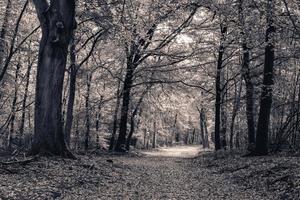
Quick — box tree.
[30,0,76,157]
[238,0,256,150]
[214,23,227,151]
[255,0,276,155]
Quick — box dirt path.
[0,146,273,200]
[102,146,270,200]
[142,146,202,158]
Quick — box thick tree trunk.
[115,61,134,152]
[255,0,275,155]
[31,0,76,158]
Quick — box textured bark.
[31,0,76,158]
[255,0,275,155]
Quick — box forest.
[0,0,299,199]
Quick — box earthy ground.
[0,146,299,199]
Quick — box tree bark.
[109,80,121,151]
[229,79,242,149]
[238,0,256,149]
[214,24,227,151]
[255,0,275,155]
[84,73,92,152]
[115,61,135,151]
[64,35,77,146]
[31,0,76,158]
[126,87,149,150]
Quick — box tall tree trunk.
[238,0,256,149]
[115,61,135,151]
[31,0,76,158]
[229,79,242,149]
[64,35,77,146]
[84,73,92,151]
[243,47,256,149]
[109,80,121,151]
[214,24,227,151]
[221,78,227,149]
[19,53,33,146]
[255,0,275,155]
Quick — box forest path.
[142,145,202,158]
[0,146,272,200]
[104,146,267,200]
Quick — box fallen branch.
[0,156,38,166]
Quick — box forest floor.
[0,146,299,200]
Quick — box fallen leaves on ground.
[0,147,299,199]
